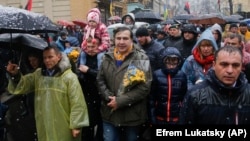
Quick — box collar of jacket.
[206,69,248,94]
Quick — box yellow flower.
[122,65,146,87]
[67,49,80,62]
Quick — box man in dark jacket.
[136,27,165,71]
[179,24,198,61]
[78,36,104,141]
[179,45,250,124]
[97,26,152,141]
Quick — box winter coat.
[179,69,250,124]
[149,47,187,125]
[56,36,80,52]
[139,40,165,71]
[97,45,152,126]
[181,29,218,90]
[7,54,89,141]
[82,23,110,52]
[163,35,183,49]
[78,54,102,126]
[81,8,110,53]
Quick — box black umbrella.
[0,33,47,66]
[0,33,48,50]
[0,5,59,33]
[135,10,162,24]
[173,14,194,20]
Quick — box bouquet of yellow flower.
[123,65,146,88]
[118,63,147,95]
[67,49,80,63]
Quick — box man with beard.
[135,27,165,71]
[239,22,250,42]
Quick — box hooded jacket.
[210,23,223,48]
[81,8,110,53]
[149,47,187,124]
[8,54,89,141]
[181,29,218,90]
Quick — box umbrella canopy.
[241,18,250,26]
[108,16,122,21]
[188,13,226,25]
[0,33,48,50]
[173,14,194,20]
[0,5,59,33]
[72,20,87,28]
[57,20,75,27]
[223,16,240,23]
[230,14,243,20]
[159,19,175,25]
[134,10,162,24]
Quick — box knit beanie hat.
[135,27,149,37]
[87,8,100,24]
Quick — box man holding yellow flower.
[97,26,152,141]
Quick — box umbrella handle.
[17,52,22,70]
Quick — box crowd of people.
[1,6,250,141]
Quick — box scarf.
[193,47,214,74]
[113,46,133,67]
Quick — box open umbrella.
[134,10,162,24]
[57,20,75,27]
[0,33,48,50]
[0,5,59,33]
[72,20,87,28]
[189,13,226,25]
[173,14,194,20]
[0,33,47,67]
[223,16,240,23]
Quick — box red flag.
[184,2,190,14]
[25,0,33,11]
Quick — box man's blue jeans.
[103,121,140,141]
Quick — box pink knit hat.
[87,8,100,24]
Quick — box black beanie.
[135,27,149,37]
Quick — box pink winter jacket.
[81,23,110,52]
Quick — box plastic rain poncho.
[7,55,89,141]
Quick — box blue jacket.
[149,47,187,124]
[181,29,218,90]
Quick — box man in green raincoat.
[6,46,89,141]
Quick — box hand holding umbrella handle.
[6,61,19,76]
